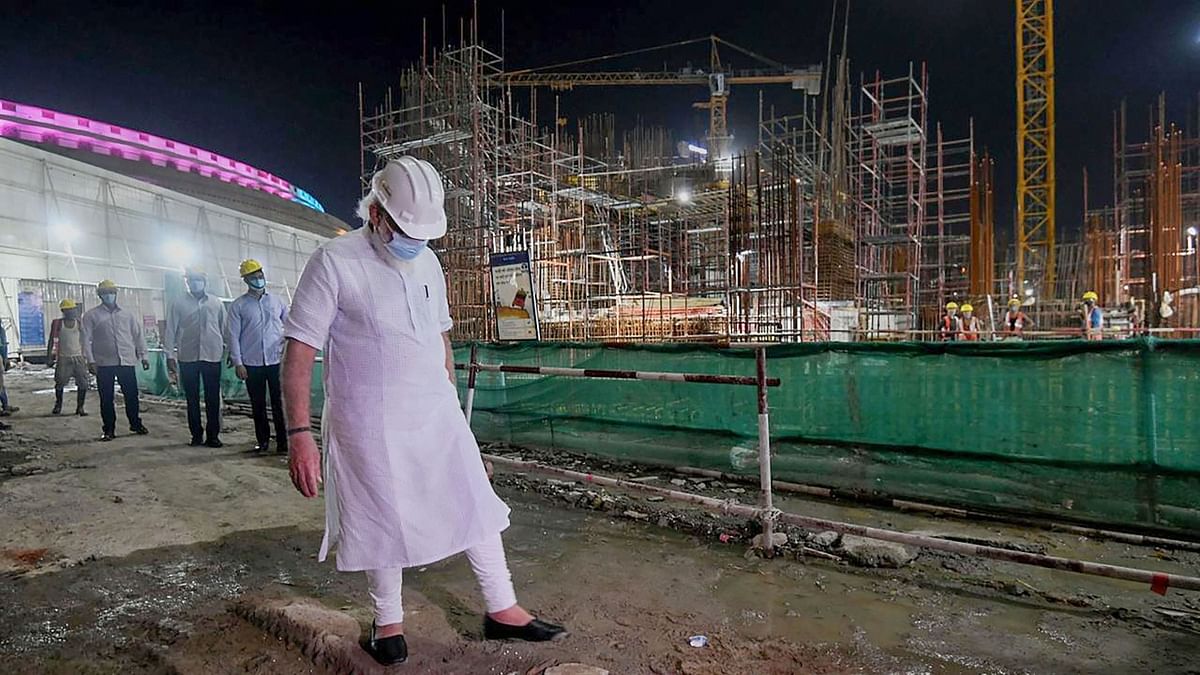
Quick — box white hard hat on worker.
[358,157,447,260]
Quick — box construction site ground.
[2,367,1199,674]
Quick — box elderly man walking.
[227,259,289,453]
[81,280,150,441]
[282,157,565,666]
[166,268,228,448]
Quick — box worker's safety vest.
[941,315,959,341]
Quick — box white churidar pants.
[365,533,518,625]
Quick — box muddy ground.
[1,365,1199,674]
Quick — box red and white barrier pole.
[755,348,776,557]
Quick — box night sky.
[2,1,1197,241]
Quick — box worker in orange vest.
[960,303,982,341]
[940,302,962,341]
[1002,297,1033,339]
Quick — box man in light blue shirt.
[166,267,228,448]
[227,259,289,453]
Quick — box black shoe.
[100,432,114,442]
[76,408,89,417]
[189,437,204,447]
[363,622,408,666]
[130,424,149,435]
[0,407,16,416]
[52,404,62,415]
[483,616,568,642]
[0,421,11,431]
[252,442,269,453]
[205,438,224,448]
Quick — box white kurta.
[284,227,510,571]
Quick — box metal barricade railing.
[453,342,1200,594]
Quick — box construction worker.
[960,303,982,341]
[1002,297,1033,339]
[50,299,89,416]
[226,259,288,453]
[940,301,961,341]
[1123,298,1144,337]
[282,158,565,666]
[165,267,228,448]
[81,280,150,441]
[1082,291,1103,340]
[0,322,15,422]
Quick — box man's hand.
[87,362,96,375]
[166,358,177,373]
[235,365,248,381]
[288,431,322,498]
[141,359,150,371]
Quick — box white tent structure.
[0,137,331,357]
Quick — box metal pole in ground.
[756,347,776,557]
[464,343,479,424]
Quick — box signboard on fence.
[17,290,45,348]
[489,251,539,341]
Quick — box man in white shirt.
[227,259,289,453]
[282,158,565,666]
[165,268,228,448]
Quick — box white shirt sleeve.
[283,247,339,350]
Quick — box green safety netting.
[451,339,1200,534]
[137,339,1200,534]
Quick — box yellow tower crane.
[1015,0,1057,296]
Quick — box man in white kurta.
[281,157,565,666]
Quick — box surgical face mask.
[100,293,117,307]
[384,231,428,261]
[63,310,78,321]
[246,276,267,290]
[964,312,973,320]
[187,279,207,294]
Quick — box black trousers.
[97,365,141,435]
[245,364,287,450]
[180,360,222,442]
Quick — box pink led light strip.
[0,98,296,201]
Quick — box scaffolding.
[361,22,987,343]
[1078,96,1200,331]
[852,64,928,336]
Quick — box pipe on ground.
[484,453,1200,594]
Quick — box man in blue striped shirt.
[227,259,289,453]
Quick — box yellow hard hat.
[945,301,959,310]
[239,259,263,277]
[1008,297,1021,307]
[1082,291,1098,302]
[59,298,77,310]
[97,279,118,291]
[960,303,974,313]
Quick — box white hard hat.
[369,157,447,240]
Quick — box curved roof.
[0,98,347,237]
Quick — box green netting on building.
[137,339,1200,534]
[452,339,1200,534]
